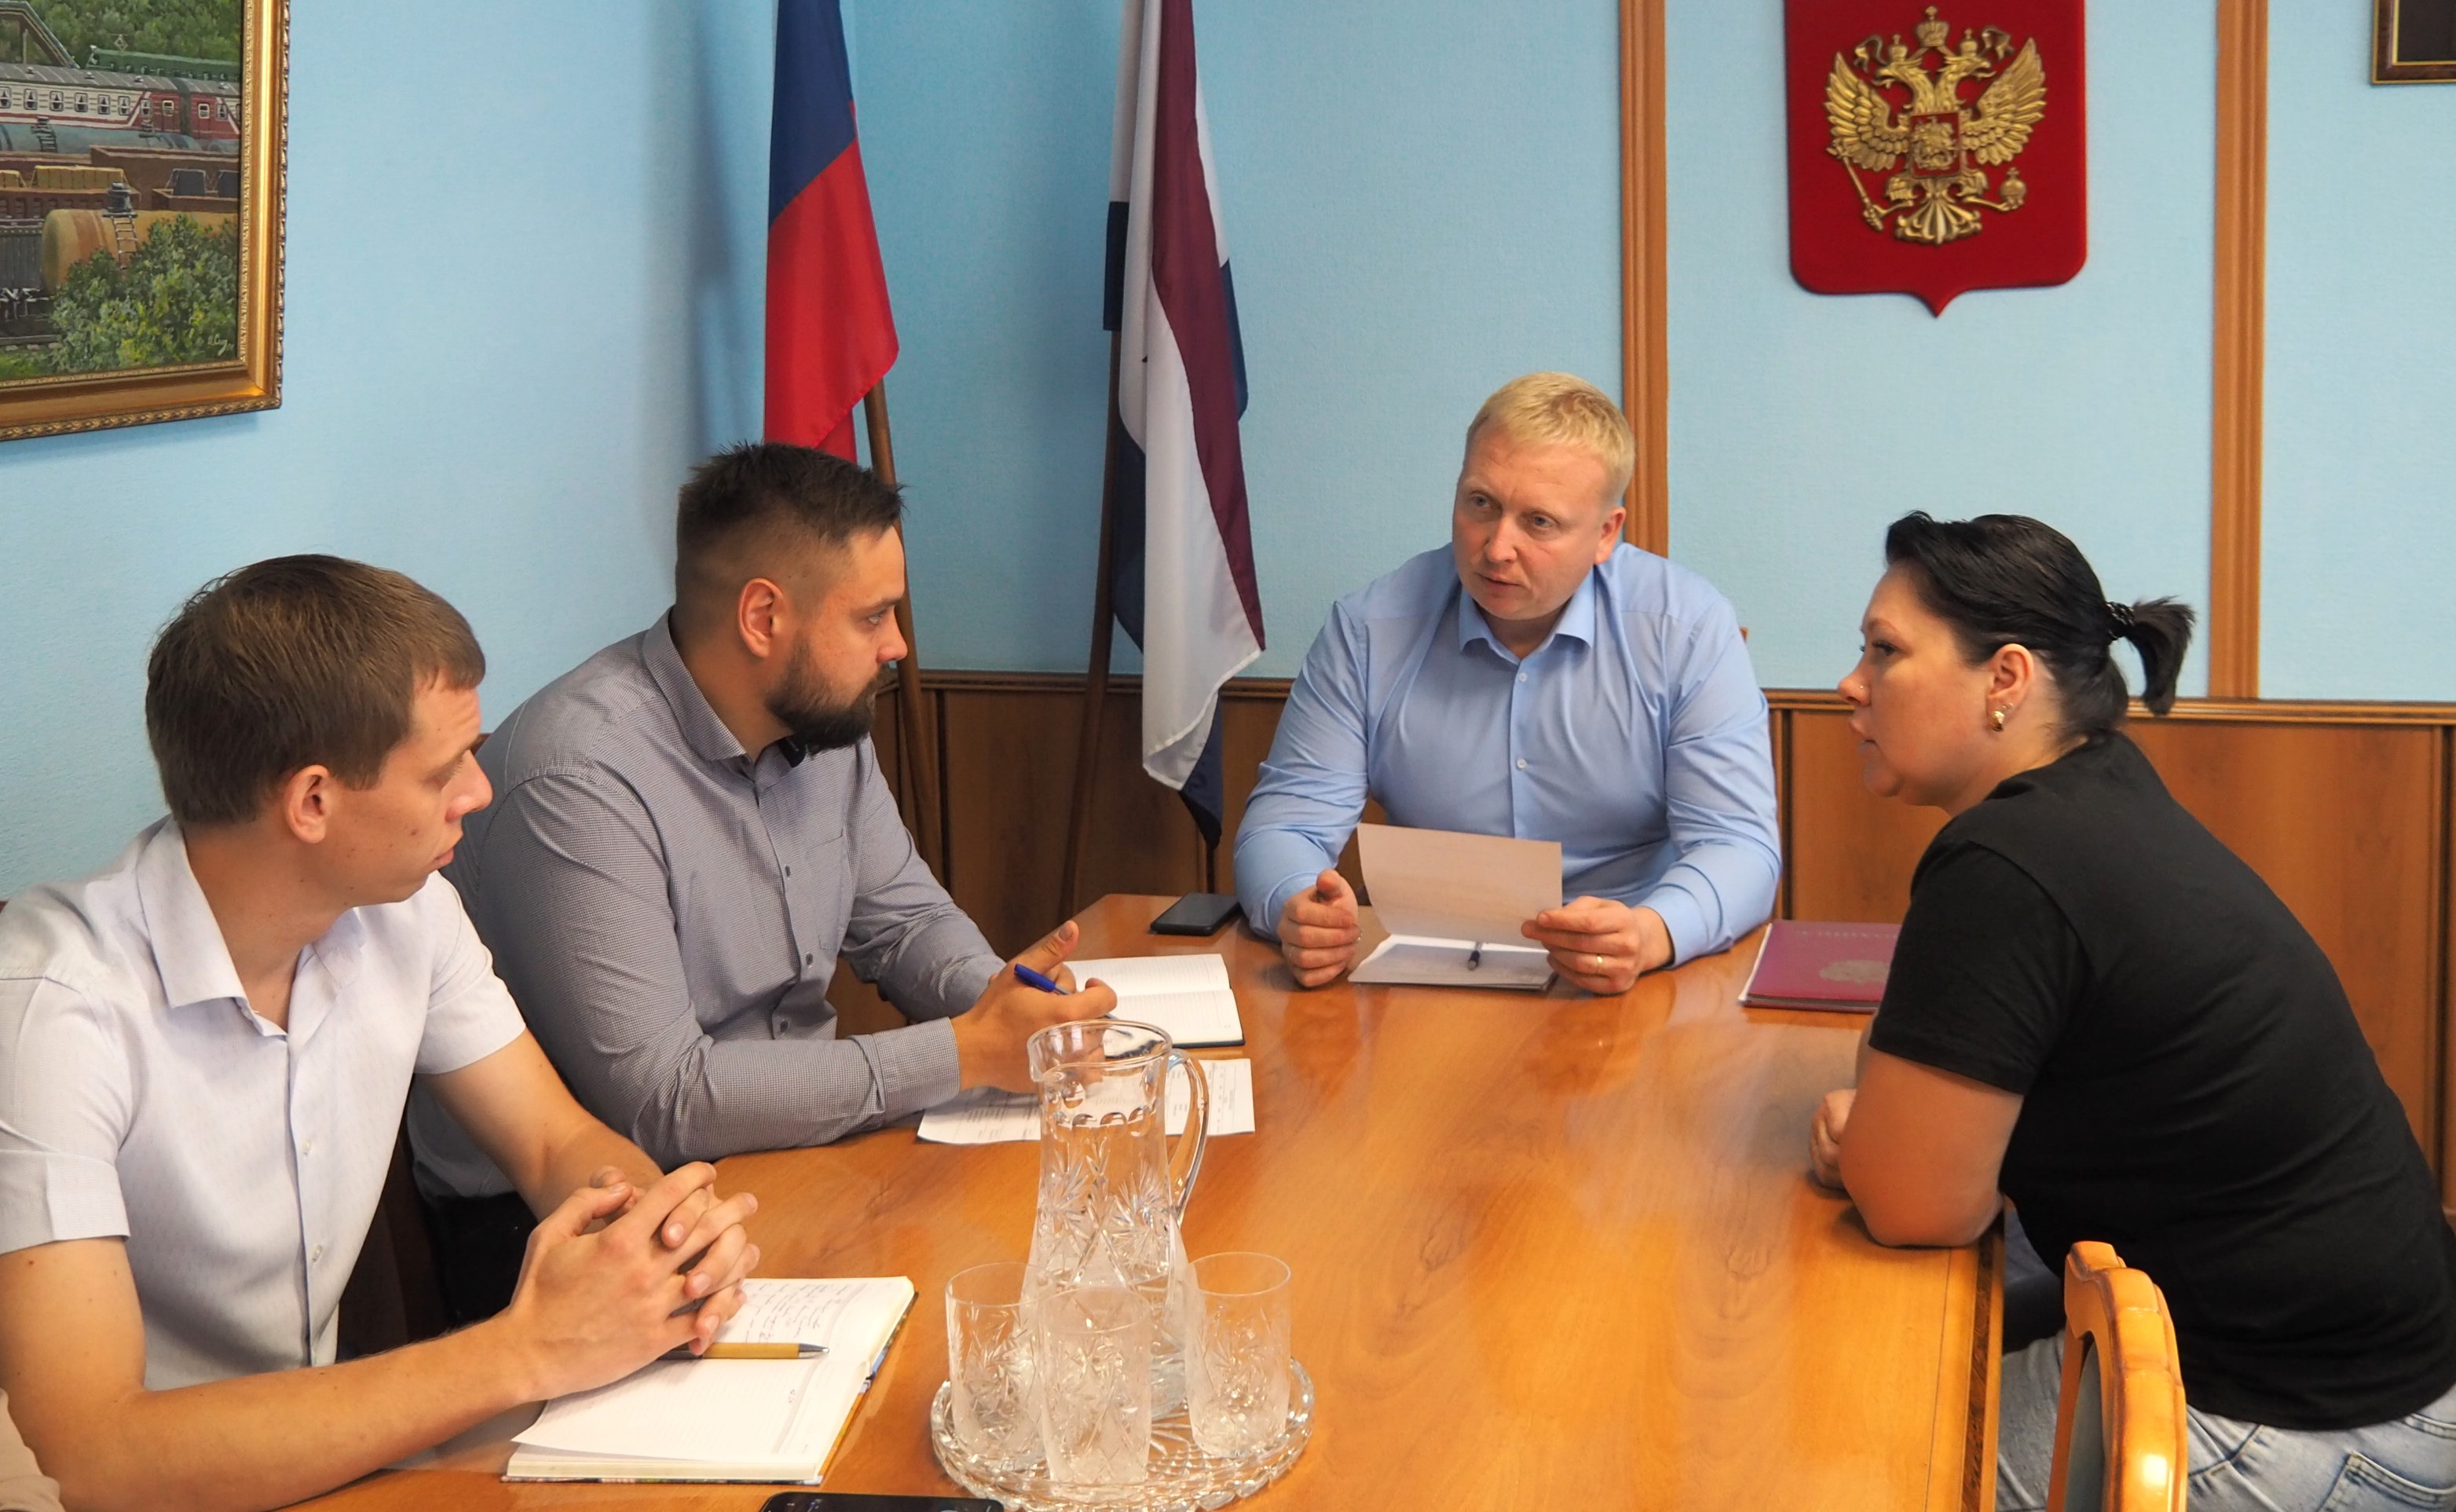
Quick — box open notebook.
[505,1276,914,1484]
[1071,952,1243,1046]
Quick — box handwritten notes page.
[1347,824,1561,990]
[1071,952,1244,1046]
[505,1276,914,1483]
[918,1057,1256,1145]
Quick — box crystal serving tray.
[928,1360,1312,1511]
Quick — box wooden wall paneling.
[1070,686,1210,920]
[1771,690,2456,727]
[2115,722,2443,1153]
[1780,710,1945,924]
[939,684,1199,958]
[2442,727,2456,1197]
[1770,706,1796,919]
[943,686,1110,957]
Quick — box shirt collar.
[1454,567,1601,659]
[131,820,372,1024]
[304,907,366,994]
[642,612,752,768]
[130,819,251,1012]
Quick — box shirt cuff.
[952,953,1001,1013]
[1252,872,1316,942]
[866,1017,963,1122]
[1638,886,1711,967]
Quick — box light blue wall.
[859,2,2223,698]
[853,0,1623,677]
[10,2,2448,892]
[0,1,776,895]
[2260,9,2456,701]
[1665,0,2216,694]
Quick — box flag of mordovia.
[1104,0,1265,846]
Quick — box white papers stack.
[505,1276,914,1484]
[918,1057,1256,1145]
[1071,953,1243,1046]
[1346,824,1561,990]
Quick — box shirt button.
[310,1244,325,1264]
[804,953,815,966]
[1516,758,1528,771]
[302,1138,313,1156]
[784,866,793,877]
[1517,672,1527,683]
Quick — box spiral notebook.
[504,1276,914,1484]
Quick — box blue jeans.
[1997,1334,2456,1511]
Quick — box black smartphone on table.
[758,1496,1000,1512]
[1149,891,1241,935]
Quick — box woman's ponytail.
[2116,597,2196,715]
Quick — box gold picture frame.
[2376,0,2456,82]
[0,0,285,441]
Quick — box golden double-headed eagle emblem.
[1825,5,2046,245]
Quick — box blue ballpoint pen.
[1013,963,1069,994]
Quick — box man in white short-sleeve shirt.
[0,558,765,1512]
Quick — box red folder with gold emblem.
[1739,921,1901,1012]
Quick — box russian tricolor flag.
[766,0,896,458]
[1105,0,1264,847]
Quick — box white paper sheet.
[917,1057,1256,1144]
[1070,953,1243,1046]
[1356,824,1562,943]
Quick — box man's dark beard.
[767,644,878,755]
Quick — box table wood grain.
[308,895,2000,1510]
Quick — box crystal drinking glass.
[1187,1251,1293,1458]
[945,1261,1041,1469]
[1032,1281,1153,1486]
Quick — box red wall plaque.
[1786,1,2087,314]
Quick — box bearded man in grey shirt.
[408,444,1114,1316]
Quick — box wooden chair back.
[2046,1240,2190,1512]
[337,1121,450,1355]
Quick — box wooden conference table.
[317,895,2002,1510]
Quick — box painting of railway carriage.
[0,0,282,441]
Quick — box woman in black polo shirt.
[1810,513,2456,1511]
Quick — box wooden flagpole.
[1059,333,1126,917]
[861,380,946,877]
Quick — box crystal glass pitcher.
[1024,1019,1210,1423]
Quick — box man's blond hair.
[1463,372,1635,500]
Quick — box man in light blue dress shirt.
[1235,373,1780,991]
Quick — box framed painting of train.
[2378,0,2456,82]
[0,0,284,442]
